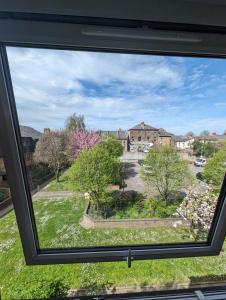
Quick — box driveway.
[122,162,145,194]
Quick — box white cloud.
[6,46,226,135]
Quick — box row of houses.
[1,122,226,184]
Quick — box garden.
[1,114,226,298]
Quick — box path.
[122,162,145,194]
[33,191,74,198]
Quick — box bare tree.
[34,130,69,182]
[65,113,85,132]
[200,130,210,136]
[185,131,194,137]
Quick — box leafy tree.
[65,113,85,131]
[185,131,194,137]
[192,140,217,157]
[200,130,210,136]
[100,136,123,157]
[69,130,100,159]
[69,145,121,209]
[177,185,217,240]
[34,130,68,182]
[142,146,192,201]
[203,149,226,189]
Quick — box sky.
[6,46,226,135]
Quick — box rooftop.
[129,122,158,131]
[20,125,42,140]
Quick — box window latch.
[127,248,133,268]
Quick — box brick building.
[99,122,174,153]
[128,122,173,152]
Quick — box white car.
[194,158,207,167]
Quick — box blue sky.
[6,46,226,135]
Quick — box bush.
[11,278,69,299]
[149,199,180,218]
[28,163,51,188]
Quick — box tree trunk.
[56,168,60,182]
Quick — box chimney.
[141,122,145,129]
[44,128,50,135]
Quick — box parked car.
[194,157,207,167]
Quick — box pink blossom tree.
[69,130,100,159]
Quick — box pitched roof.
[173,135,190,142]
[129,122,158,131]
[158,128,173,137]
[20,125,42,140]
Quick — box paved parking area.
[122,162,145,194]
[121,157,206,195]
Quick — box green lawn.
[33,196,194,249]
[43,170,73,192]
[1,193,226,299]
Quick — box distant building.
[98,130,129,151]
[99,122,174,153]
[20,125,42,165]
[128,122,173,152]
[174,136,195,150]
[196,134,226,143]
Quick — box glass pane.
[6,46,226,249]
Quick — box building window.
[138,136,141,141]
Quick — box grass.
[33,196,194,249]
[2,193,226,299]
[43,170,73,192]
[2,203,226,299]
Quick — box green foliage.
[28,163,51,187]
[142,146,193,200]
[100,136,123,158]
[89,191,181,219]
[11,278,69,299]
[203,149,226,189]
[69,145,121,207]
[65,112,85,131]
[149,198,180,218]
[192,140,217,157]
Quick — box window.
[0,18,226,266]
[138,136,142,141]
